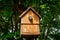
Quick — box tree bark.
[12,0,26,40]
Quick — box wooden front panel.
[21,10,39,24]
[20,10,40,35]
[21,25,40,35]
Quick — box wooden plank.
[21,25,40,35]
[21,10,39,24]
[21,23,40,25]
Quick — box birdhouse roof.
[19,7,41,18]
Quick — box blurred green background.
[0,0,60,40]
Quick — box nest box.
[19,7,41,37]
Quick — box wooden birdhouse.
[19,7,41,38]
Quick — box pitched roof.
[19,7,41,18]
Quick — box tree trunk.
[26,38,33,40]
[12,0,26,40]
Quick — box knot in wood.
[28,16,33,21]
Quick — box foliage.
[0,0,60,40]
